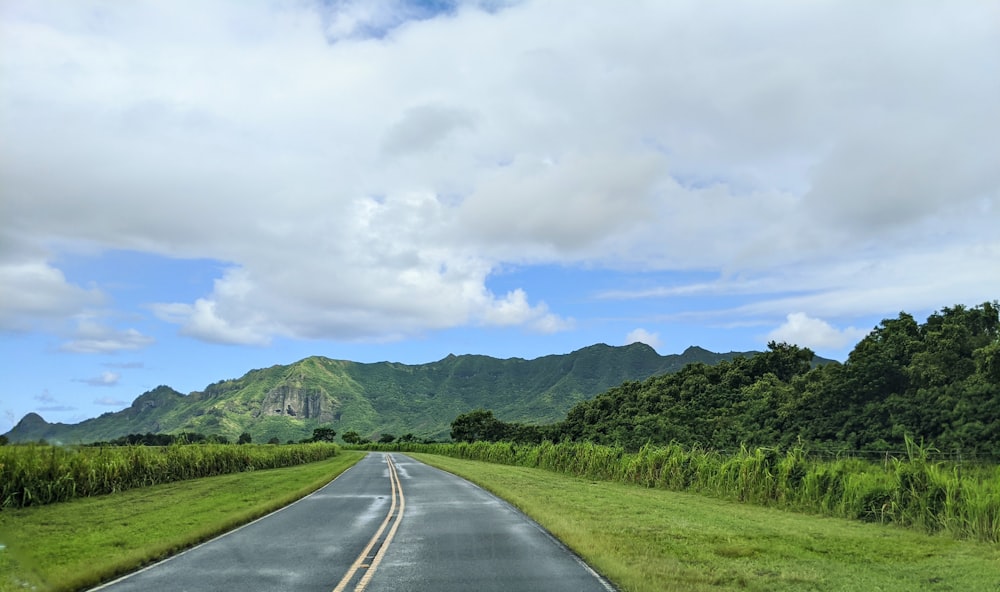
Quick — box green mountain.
[4,343,766,444]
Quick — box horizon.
[7,338,841,431]
[4,340,761,428]
[2,1,997,433]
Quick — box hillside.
[3,343,769,445]
[523,304,1000,456]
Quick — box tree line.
[84,426,340,446]
[452,302,1000,457]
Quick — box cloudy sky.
[1,0,998,433]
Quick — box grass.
[0,451,364,592]
[376,440,1000,543]
[411,453,1000,592]
[1,442,342,509]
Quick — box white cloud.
[480,289,573,333]
[59,319,155,353]
[767,313,868,351]
[625,328,661,350]
[1,1,997,344]
[75,371,121,387]
[0,253,104,332]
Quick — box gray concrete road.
[92,452,615,592]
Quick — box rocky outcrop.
[257,385,336,422]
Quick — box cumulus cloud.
[0,251,104,332]
[381,103,478,157]
[625,328,661,350]
[1,0,997,345]
[59,319,155,353]
[480,289,573,333]
[767,313,868,351]
[75,371,121,387]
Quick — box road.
[92,452,616,592]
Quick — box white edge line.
[88,454,368,591]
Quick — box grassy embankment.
[0,451,364,592]
[378,440,1000,543]
[412,452,1000,592]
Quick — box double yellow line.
[332,454,405,592]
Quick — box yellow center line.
[332,454,405,592]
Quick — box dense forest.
[452,302,1000,457]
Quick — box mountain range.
[4,343,789,444]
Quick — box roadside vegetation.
[1,428,340,509]
[0,451,364,592]
[373,439,1000,543]
[412,453,1000,592]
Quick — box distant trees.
[450,409,550,444]
[307,426,337,443]
[341,431,365,445]
[450,303,1000,458]
[450,410,505,443]
[237,432,252,445]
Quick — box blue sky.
[1,0,998,433]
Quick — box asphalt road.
[92,452,615,592]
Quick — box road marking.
[332,454,405,592]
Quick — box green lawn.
[411,453,1000,592]
[0,451,364,592]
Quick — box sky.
[1,0,998,434]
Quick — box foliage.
[341,430,366,444]
[379,440,1000,543]
[450,410,504,442]
[0,442,340,509]
[306,426,337,443]
[455,303,1000,458]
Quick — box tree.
[378,433,396,444]
[341,430,365,445]
[267,437,281,445]
[0,435,8,446]
[976,339,1000,383]
[309,426,337,442]
[451,409,506,443]
[237,432,252,445]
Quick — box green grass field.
[411,453,1000,592]
[0,451,364,592]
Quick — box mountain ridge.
[4,343,815,444]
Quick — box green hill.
[540,304,1000,455]
[3,343,768,445]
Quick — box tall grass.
[372,439,1000,543]
[0,443,340,509]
